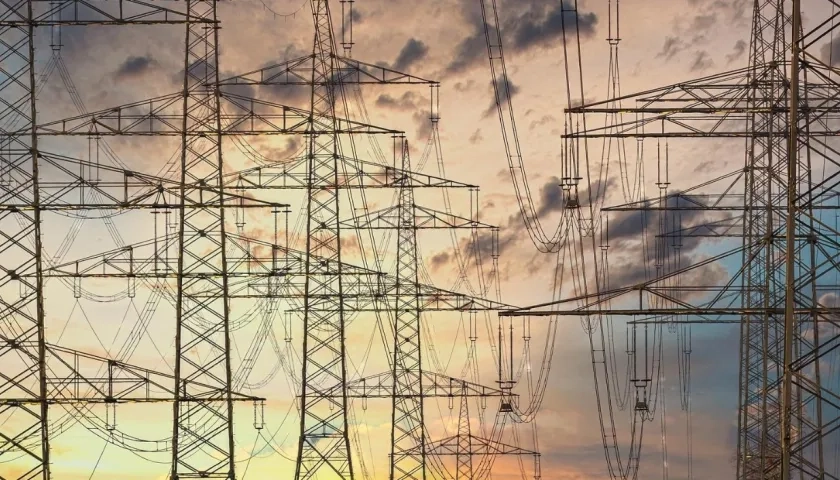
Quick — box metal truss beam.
[327,371,510,399]
[227,155,476,190]
[30,91,400,136]
[16,344,261,405]
[35,233,515,310]
[218,54,438,86]
[0,0,211,26]
[341,204,496,230]
[1,150,284,211]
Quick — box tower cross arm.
[319,371,513,399]
[0,0,215,26]
[400,434,538,456]
[225,155,476,190]
[29,92,402,136]
[218,54,438,86]
[340,204,496,230]
[564,62,840,138]
[3,150,287,211]
[2,343,263,404]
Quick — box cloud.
[173,58,217,87]
[113,55,157,80]
[445,1,598,75]
[726,39,747,64]
[530,115,556,131]
[391,38,429,72]
[483,73,519,118]
[351,7,363,24]
[412,110,433,140]
[536,177,564,218]
[657,36,687,61]
[431,177,613,275]
[375,91,420,111]
[257,79,312,109]
[507,1,597,52]
[600,192,730,289]
[689,50,714,72]
[690,13,717,33]
[429,251,451,271]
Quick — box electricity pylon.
[0,2,216,478]
[503,0,840,478]
[170,1,245,476]
[335,139,511,480]
[218,1,440,477]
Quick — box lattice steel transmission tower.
[501,0,840,478]
[0,2,255,478]
[391,139,426,480]
[337,139,511,480]
[171,1,239,477]
[0,1,527,477]
[218,1,509,477]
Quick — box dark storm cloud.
[172,58,216,87]
[607,195,706,250]
[114,55,157,80]
[265,137,303,161]
[391,38,429,72]
[439,177,615,271]
[445,0,598,76]
[483,73,519,118]
[446,25,487,76]
[459,225,518,266]
[257,82,313,108]
[535,177,564,218]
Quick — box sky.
[7,0,840,479]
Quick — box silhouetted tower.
[171,0,238,478]
[503,0,840,478]
[295,1,355,478]
[390,139,426,480]
[455,393,473,480]
[0,3,207,478]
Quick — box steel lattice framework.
[503,0,840,478]
[390,140,427,480]
[293,3,356,476]
[337,140,515,480]
[0,1,529,478]
[0,3,235,479]
[171,1,238,477]
[214,2,511,477]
